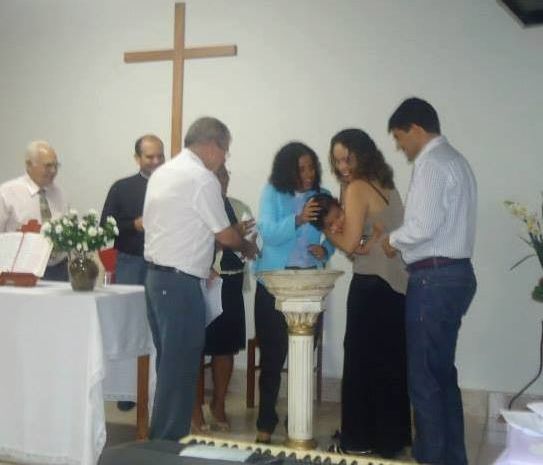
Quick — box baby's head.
[309,193,344,233]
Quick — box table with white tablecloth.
[0,281,152,465]
[494,410,543,465]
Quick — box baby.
[310,193,384,255]
[309,193,344,234]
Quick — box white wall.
[1,0,542,394]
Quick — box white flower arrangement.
[504,198,543,301]
[41,209,118,257]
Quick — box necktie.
[39,189,59,263]
[38,189,52,223]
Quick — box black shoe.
[328,443,373,456]
[377,447,403,459]
[117,401,136,411]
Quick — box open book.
[0,232,53,278]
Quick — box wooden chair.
[245,327,324,408]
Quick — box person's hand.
[296,198,320,226]
[308,244,327,261]
[381,235,398,258]
[234,218,256,237]
[134,216,144,232]
[353,223,385,255]
[240,234,259,260]
[207,268,220,288]
[353,243,370,255]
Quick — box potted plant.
[504,199,543,301]
[41,209,118,291]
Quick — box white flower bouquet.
[504,199,543,301]
[41,208,118,257]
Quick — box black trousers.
[254,282,288,434]
[43,259,68,281]
[340,274,411,455]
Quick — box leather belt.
[147,263,178,273]
[147,263,199,279]
[407,257,469,272]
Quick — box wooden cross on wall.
[124,2,237,156]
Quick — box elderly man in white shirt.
[0,140,68,280]
[383,98,477,465]
[143,116,258,440]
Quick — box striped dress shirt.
[389,136,477,265]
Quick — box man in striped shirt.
[383,97,477,465]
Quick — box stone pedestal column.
[277,299,322,449]
[258,269,343,450]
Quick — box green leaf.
[510,253,536,270]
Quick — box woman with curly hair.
[252,141,334,444]
[325,129,411,458]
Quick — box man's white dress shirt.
[390,136,477,265]
[143,148,230,279]
[0,174,67,232]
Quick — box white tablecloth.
[0,281,152,465]
[494,423,543,465]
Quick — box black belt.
[147,262,184,274]
[407,257,470,272]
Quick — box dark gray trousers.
[145,268,205,440]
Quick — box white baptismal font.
[258,269,343,450]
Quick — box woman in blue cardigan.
[253,142,334,444]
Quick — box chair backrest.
[98,248,118,282]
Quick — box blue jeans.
[115,252,147,285]
[405,260,476,465]
[145,268,205,440]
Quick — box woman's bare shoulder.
[345,179,373,195]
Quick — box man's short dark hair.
[309,193,341,231]
[388,97,441,134]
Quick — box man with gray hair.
[143,116,258,440]
[0,140,68,280]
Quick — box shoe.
[255,431,271,444]
[205,404,230,432]
[328,443,373,456]
[117,401,136,411]
[377,446,404,459]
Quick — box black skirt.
[204,273,246,356]
[340,273,411,455]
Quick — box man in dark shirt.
[100,134,165,410]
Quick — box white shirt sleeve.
[390,159,448,252]
[0,191,9,233]
[193,178,230,234]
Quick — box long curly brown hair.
[329,128,395,189]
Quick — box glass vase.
[68,252,99,291]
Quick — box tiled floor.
[0,392,507,464]
[103,394,507,465]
